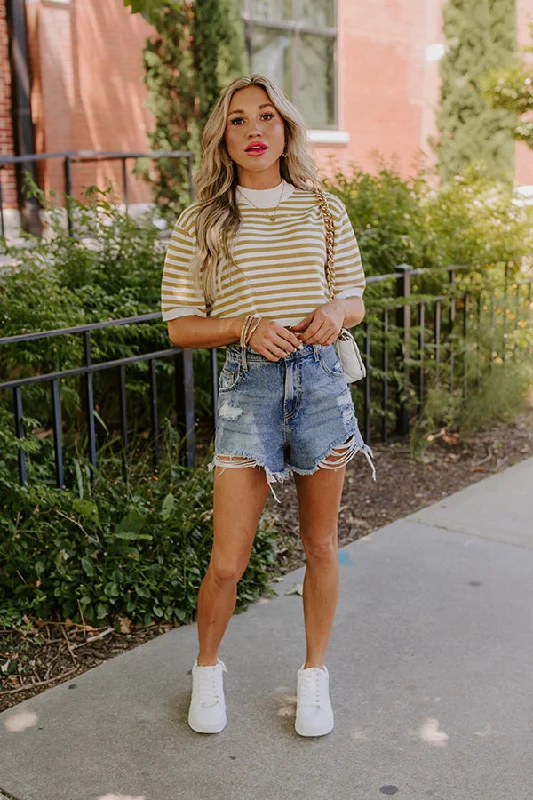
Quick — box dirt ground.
[1,412,532,713]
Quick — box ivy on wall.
[433,0,517,182]
[124,0,246,213]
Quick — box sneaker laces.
[197,661,226,708]
[299,668,324,709]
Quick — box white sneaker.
[295,663,334,737]
[188,658,228,733]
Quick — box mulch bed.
[265,411,533,574]
[1,412,532,714]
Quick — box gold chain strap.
[312,185,336,302]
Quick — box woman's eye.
[229,113,274,125]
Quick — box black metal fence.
[1,261,531,496]
[359,262,532,442]
[0,150,194,238]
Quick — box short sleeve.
[327,194,366,299]
[161,204,207,321]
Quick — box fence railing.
[1,262,532,498]
[0,150,194,237]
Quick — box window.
[242,0,337,129]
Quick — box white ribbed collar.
[236,179,295,208]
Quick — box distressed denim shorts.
[208,342,376,502]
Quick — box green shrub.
[324,161,533,280]
[0,421,277,629]
[410,353,533,459]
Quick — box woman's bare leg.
[294,461,346,668]
[196,460,270,666]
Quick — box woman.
[161,74,374,738]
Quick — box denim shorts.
[208,342,376,502]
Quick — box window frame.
[242,0,339,131]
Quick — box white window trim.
[425,43,445,62]
[307,130,351,145]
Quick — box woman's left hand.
[289,300,345,345]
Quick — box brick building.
[1,0,533,234]
[0,0,17,227]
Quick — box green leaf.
[161,492,175,520]
[93,409,108,433]
[113,530,152,541]
[115,509,146,535]
[75,460,84,500]
[81,556,96,577]
[73,499,99,523]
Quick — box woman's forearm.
[341,296,365,328]
[167,315,245,349]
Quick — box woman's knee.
[209,552,249,585]
[301,533,337,562]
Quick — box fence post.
[395,264,411,436]
[0,168,5,238]
[449,268,456,393]
[83,331,97,473]
[175,347,196,468]
[64,156,74,237]
[122,157,129,211]
[503,262,509,363]
[187,154,195,202]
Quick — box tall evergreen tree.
[482,23,533,151]
[124,0,245,212]
[434,0,517,182]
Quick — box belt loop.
[241,345,249,372]
[313,344,320,362]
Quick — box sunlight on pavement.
[271,685,297,718]
[4,710,38,732]
[473,723,493,737]
[419,717,449,746]
[98,795,146,800]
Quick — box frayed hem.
[207,435,376,505]
[208,453,290,503]
[288,435,377,481]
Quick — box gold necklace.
[237,181,286,223]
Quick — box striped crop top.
[160,181,366,328]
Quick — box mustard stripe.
[161,189,365,321]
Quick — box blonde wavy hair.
[190,74,319,305]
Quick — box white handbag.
[313,187,366,383]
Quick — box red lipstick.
[245,142,268,155]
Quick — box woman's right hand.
[247,319,302,362]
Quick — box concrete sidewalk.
[1,458,532,800]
